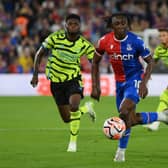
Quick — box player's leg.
[114,83,133,162]
[67,98,96,151]
[67,93,82,152]
[76,79,96,121]
[50,82,71,122]
[80,101,96,122]
[118,80,168,127]
[158,87,168,112]
[50,82,81,152]
[131,109,168,126]
[114,80,141,162]
[114,98,136,162]
[67,79,96,151]
[129,86,168,127]
[145,88,168,131]
[55,95,82,152]
[57,105,71,122]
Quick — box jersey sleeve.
[42,32,56,49]
[153,46,161,61]
[136,37,151,58]
[85,44,95,60]
[95,36,106,56]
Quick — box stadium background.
[0,0,168,74]
[0,1,168,168]
[0,0,168,96]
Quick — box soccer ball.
[103,117,126,140]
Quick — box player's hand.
[91,86,101,101]
[139,81,148,99]
[30,75,38,88]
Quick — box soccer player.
[91,12,168,162]
[30,13,96,152]
[145,28,168,131]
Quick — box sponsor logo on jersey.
[110,53,134,60]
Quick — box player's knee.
[61,114,70,123]
[119,112,129,126]
[63,118,70,123]
[70,104,79,112]
[119,109,132,128]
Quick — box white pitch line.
[0,127,167,132]
[0,128,101,132]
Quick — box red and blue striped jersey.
[96,31,151,82]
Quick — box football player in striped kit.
[30,13,96,152]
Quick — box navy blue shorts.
[116,79,141,111]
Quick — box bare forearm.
[91,62,100,88]
[142,63,153,84]
[142,56,154,84]
[33,46,46,76]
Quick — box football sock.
[145,90,168,130]
[79,101,95,115]
[119,128,131,148]
[157,112,167,122]
[117,147,126,153]
[79,104,88,115]
[140,112,158,124]
[69,111,81,143]
[157,89,168,112]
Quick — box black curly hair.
[104,12,131,29]
[65,13,81,23]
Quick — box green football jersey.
[153,44,168,66]
[42,30,95,82]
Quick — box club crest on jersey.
[110,44,114,50]
[127,44,132,51]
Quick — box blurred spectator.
[0,54,7,73]
[8,57,23,73]
[18,46,33,73]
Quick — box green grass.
[0,96,168,168]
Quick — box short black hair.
[158,28,168,32]
[65,13,81,22]
[111,12,128,19]
[104,12,131,28]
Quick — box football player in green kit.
[30,13,96,152]
[146,28,168,131]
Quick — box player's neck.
[162,43,168,48]
[114,33,127,40]
[66,33,80,42]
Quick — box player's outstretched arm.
[91,52,102,101]
[30,46,47,88]
[139,55,154,99]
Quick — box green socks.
[157,89,168,112]
[69,111,81,142]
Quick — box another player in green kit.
[146,28,168,131]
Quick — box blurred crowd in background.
[0,0,168,74]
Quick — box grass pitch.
[0,96,168,168]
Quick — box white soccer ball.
[103,117,126,140]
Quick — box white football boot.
[85,101,96,122]
[146,121,160,131]
[158,109,168,124]
[67,141,77,152]
[113,147,125,162]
